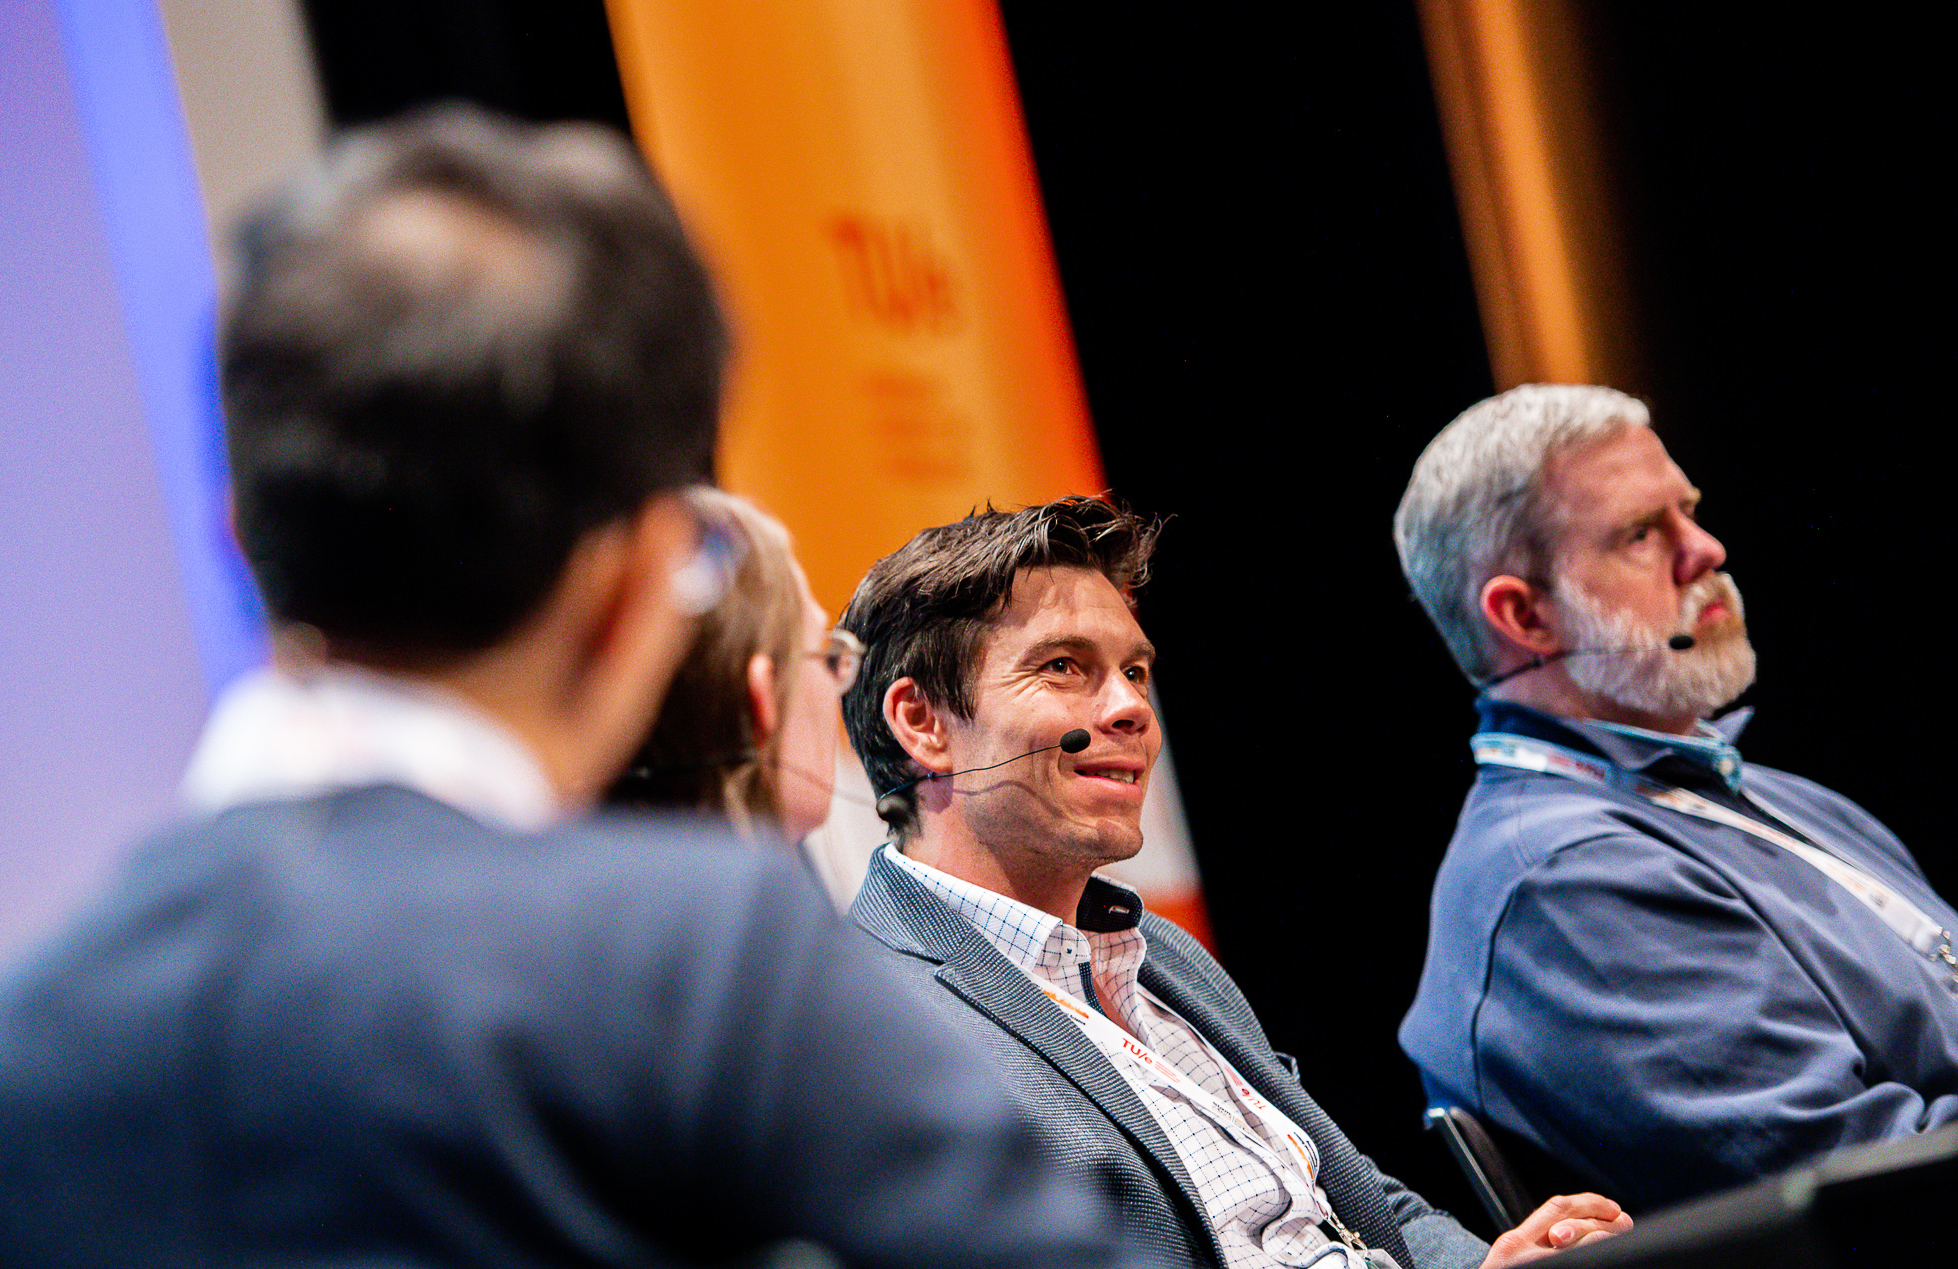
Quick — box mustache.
[1680,572,1744,628]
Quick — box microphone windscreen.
[874,793,909,824]
[1668,634,1697,650]
[1059,728,1091,754]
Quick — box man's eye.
[1124,665,1150,685]
[1045,658,1073,674]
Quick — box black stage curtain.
[301,0,629,131]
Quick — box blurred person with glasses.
[609,486,864,845]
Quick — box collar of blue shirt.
[1476,696,1754,792]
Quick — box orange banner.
[604,0,1102,616]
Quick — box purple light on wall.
[0,0,266,961]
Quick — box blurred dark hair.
[839,495,1158,839]
[604,488,806,835]
[223,104,726,664]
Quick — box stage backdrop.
[603,0,1209,942]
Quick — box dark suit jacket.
[852,849,1489,1269]
[0,786,1142,1268]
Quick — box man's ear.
[1480,574,1563,660]
[746,653,780,746]
[884,676,953,775]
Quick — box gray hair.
[1393,384,1650,683]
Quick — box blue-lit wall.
[0,0,265,960]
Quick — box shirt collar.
[1476,697,1754,792]
[181,665,562,830]
[881,845,1144,975]
[1588,718,1747,790]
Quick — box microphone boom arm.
[1478,633,1696,690]
[875,728,1092,824]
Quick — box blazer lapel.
[1140,930,1416,1269]
[853,854,1221,1257]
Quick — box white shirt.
[884,846,1357,1267]
[181,665,561,830]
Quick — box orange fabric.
[1145,888,1217,957]
[605,0,1103,616]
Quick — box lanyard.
[1026,977,1337,1220]
[1474,731,1958,984]
[1031,976,1406,1265]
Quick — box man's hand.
[1479,1193,1633,1266]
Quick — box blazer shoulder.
[848,848,960,964]
[1139,912,1233,991]
[120,789,824,1018]
[1138,912,1265,1038]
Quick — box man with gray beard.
[1393,384,1958,1213]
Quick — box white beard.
[1556,572,1758,722]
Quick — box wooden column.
[604,0,1101,617]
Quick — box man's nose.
[1675,514,1727,585]
[1099,675,1154,733]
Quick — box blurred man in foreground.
[0,109,1141,1268]
[839,496,1630,1268]
[1396,384,1958,1211]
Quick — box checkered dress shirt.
[884,847,1357,1267]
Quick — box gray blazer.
[852,849,1489,1269]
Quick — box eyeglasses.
[809,628,866,694]
[670,502,745,617]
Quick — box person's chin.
[1069,819,1145,866]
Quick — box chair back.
[1424,1104,1534,1232]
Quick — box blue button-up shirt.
[1401,699,1958,1211]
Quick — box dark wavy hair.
[223,105,726,665]
[838,495,1159,839]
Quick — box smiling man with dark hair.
[839,495,1630,1269]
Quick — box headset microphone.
[1481,634,1696,690]
[875,728,1092,825]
